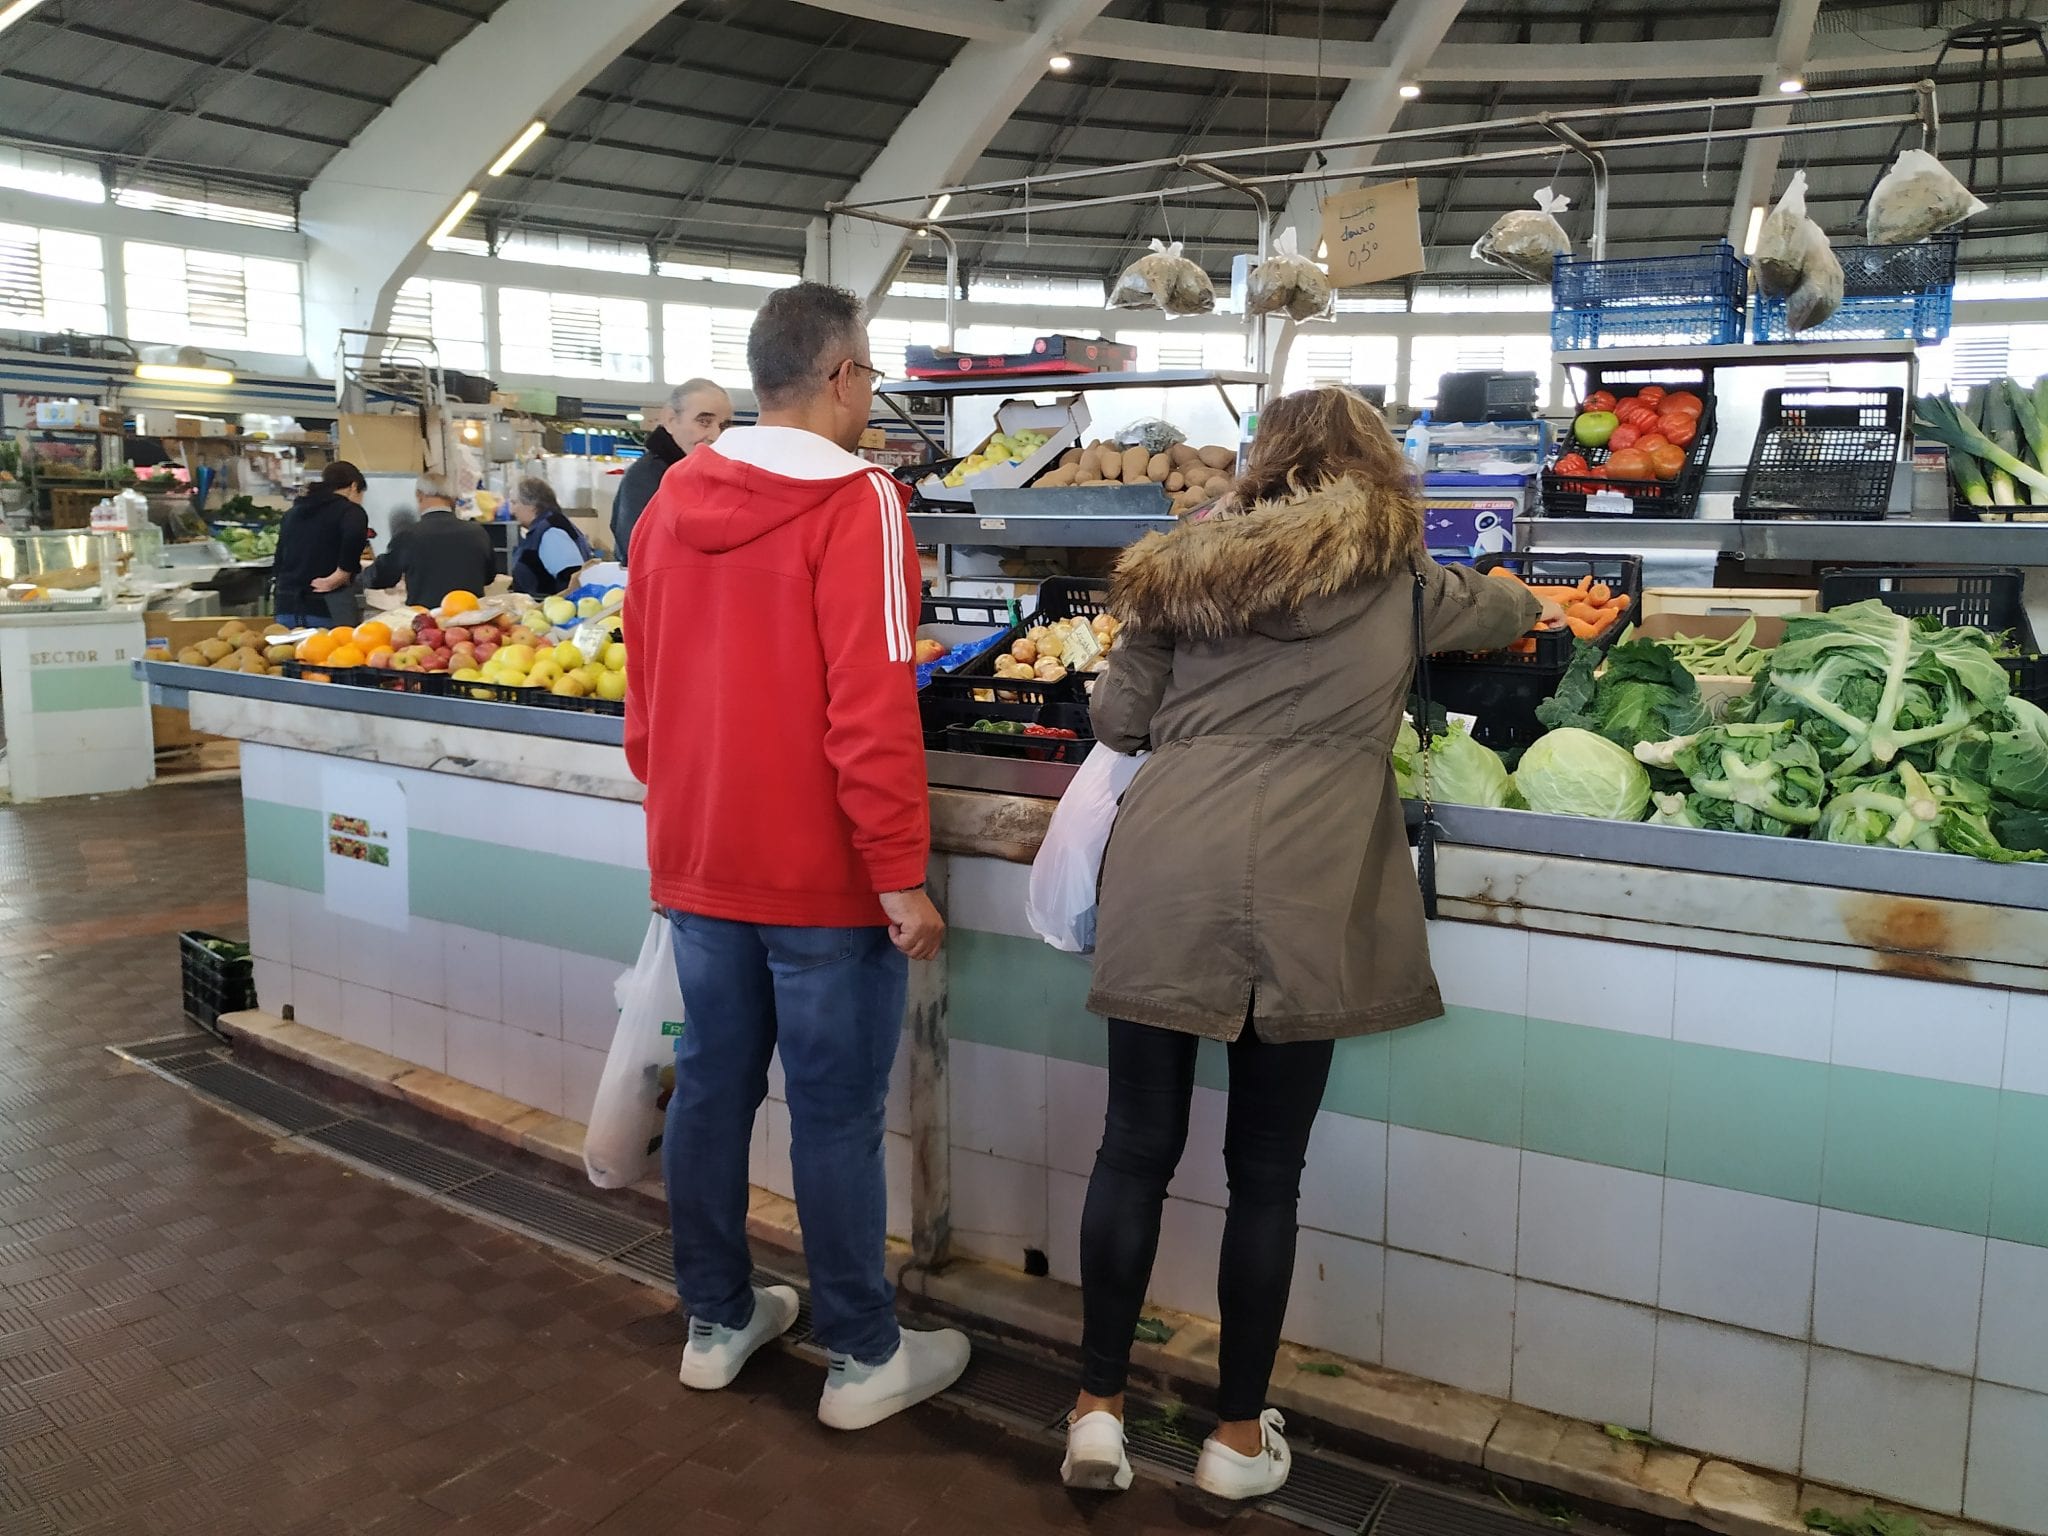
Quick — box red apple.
[474,641,498,660]
[442,626,471,644]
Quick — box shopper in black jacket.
[273,461,370,627]
[362,474,497,612]
[610,378,731,564]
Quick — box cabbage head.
[1514,727,1651,821]
[1395,717,1514,808]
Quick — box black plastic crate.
[1435,552,1644,668]
[1737,388,1906,521]
[940,702,1093,763]
[917,593,1018,688]
[180,930,254,1034]
[1819,566,2043,703]
[1425,661,1561,750]
[948,578,1116,700]
[920,672,1069,742]
[1546,369,1715,518]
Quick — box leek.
[1915,394,2048,498]
[1982,381,2021,505]
[2007,378,2048,481]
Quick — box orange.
[326,625,355,647]
[327,644,366,668]
[441,590,479,615]
[297,632,336,663]
[353,620,392,649]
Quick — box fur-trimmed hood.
[1109,475,1422,639]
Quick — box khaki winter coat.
[1086,476,1541,1043]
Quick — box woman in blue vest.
[508,476,594,598]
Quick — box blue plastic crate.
[1751,236,1958,344]
[1551,242,1750,351]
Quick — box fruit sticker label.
[321,765,410,932]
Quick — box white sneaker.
[677,1285,799,1391]
[1193,1408,1291,1501]
[817,1325,970,1431]
[1060,1409,1134,1491]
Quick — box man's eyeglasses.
[836,359,885,388]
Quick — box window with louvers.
[0,228,42,324]
[0,224,108,334]
[499,288,649,381]
[122,242,301,355]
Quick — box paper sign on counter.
[321,766,410,931]
[1320,180,1425,288]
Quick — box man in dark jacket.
[362,474,497,612]
[610,378,731,564]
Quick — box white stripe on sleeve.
[871,474,911,662]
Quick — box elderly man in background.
[611,377,732,563]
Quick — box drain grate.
[949,1345,1084,1432]
[1268,1448,1392,1534]
[611,1234,675,1287]
[150,1049,228,1077]
[1121,1394,1206,1476]
[121,1034,222,1063]
[179,1061,349,1133]
[302,1119,492,1193]
[453,1173,654,1259]
[1374,1484,1562,1536]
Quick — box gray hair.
[747,283,865,410]
[666,378,725,413]
[414,472,455,503]
[513,476,561,517]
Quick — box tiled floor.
[0,780,1283,1535]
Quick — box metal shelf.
[911,512,1172,548]
[1554,340,1920,369]
[878,369,1267,399]
[1521,517,2048,563]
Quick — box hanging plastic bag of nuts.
[1110,238,1215,315]
[1867,149,1988,245]
[1754,170,1813,298]
[1246,228,1335,321]
[1471,186,1574,283]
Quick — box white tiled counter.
[162,667,2048,1533]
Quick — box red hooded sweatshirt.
[624,425,926,928]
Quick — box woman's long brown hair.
[1233,384,1418,511]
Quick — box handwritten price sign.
[1319,179,1424,288]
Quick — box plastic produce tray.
[1438,553,1644,668]
[1551,243,1749,350]
[1737,388,1905,521]
[1819,565,2044,705]
[180,930,253,1033]
[917,592,1017,689]
[1544,367,1716,519]
[1752,236,1957,344]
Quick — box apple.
[551,640,584,670]
[391,653,419,672]
[595,669,626,702]
[601,642,627,672]
[474,641,498,660]
[391,628,414,648]
[442,626,471,644]
[366,648,394,669]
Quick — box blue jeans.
[275,612,329,630]
[661,910,908,1364]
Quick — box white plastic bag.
[1755,171,1812,298]
[1025,743,1145,953]
[1867,149,1988,245]
[1246,228,1335,321]
[1472,186,1573,283]
[582,913,684,1189]
[1110,239,1215,316]
[1785,220,1844,332]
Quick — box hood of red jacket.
[670,425,900,554]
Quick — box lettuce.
[1536,637,1711,752]
[1515,728,1651,820]
[1396,717,1514,808]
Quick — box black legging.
[1079,1017,1335,1423]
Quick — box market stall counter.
[144,661,2048,1535]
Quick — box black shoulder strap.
[1412,565,1441,922]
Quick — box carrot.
[1576,575,1594,595]
[1487,566,1523,581]
[1566,616,1600,640]
[1509,635,1538,655]
[1588,582,1612,604]
[1565,601,1602,624]
[1608,593,1632,613]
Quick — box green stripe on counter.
[942,926,2045,1250]
[244,800,322,892]
[410,831,647,966]
[29,663,142,714]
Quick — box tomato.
[1605,448,1653,481]
[1584,390,1618,414]
[1650,444,1688,481]
[1659,415,1698,448]
[1618,401,1659,427]
[1635,385,1667,406]
[1635,433,1670,455]
[1660,391,1705,417]
[1554,452,1590,475]
[1607,424,1641,452]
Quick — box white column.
[298,0,677,372]
[1723,0,1824,250]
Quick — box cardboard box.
[142,615,236,751]
[174,415,206,438]
[339,413,426,473]
[1641,586,1818,620]
[917,396,1089,507]
[1630,610,1787,717]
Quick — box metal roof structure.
[1,0,2040,291]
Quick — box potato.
[1120,446,1149,482]
[1204,473,1233,495]
[1076,462,1102,484]
[1011,639,1038,664]
[1098,450,1123,482]
[197,638,233,662]
[1147,452,1172,481]
[1037,465,1078,488]
[265,644,296,664]
[1197,445,1236,471]
[1165,471,1186,493]
[1059,446,1083,469]
[216,620,250,640]
[176,646,206,666]
[1168,443,1201,467]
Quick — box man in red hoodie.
[625,283,968,1430]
